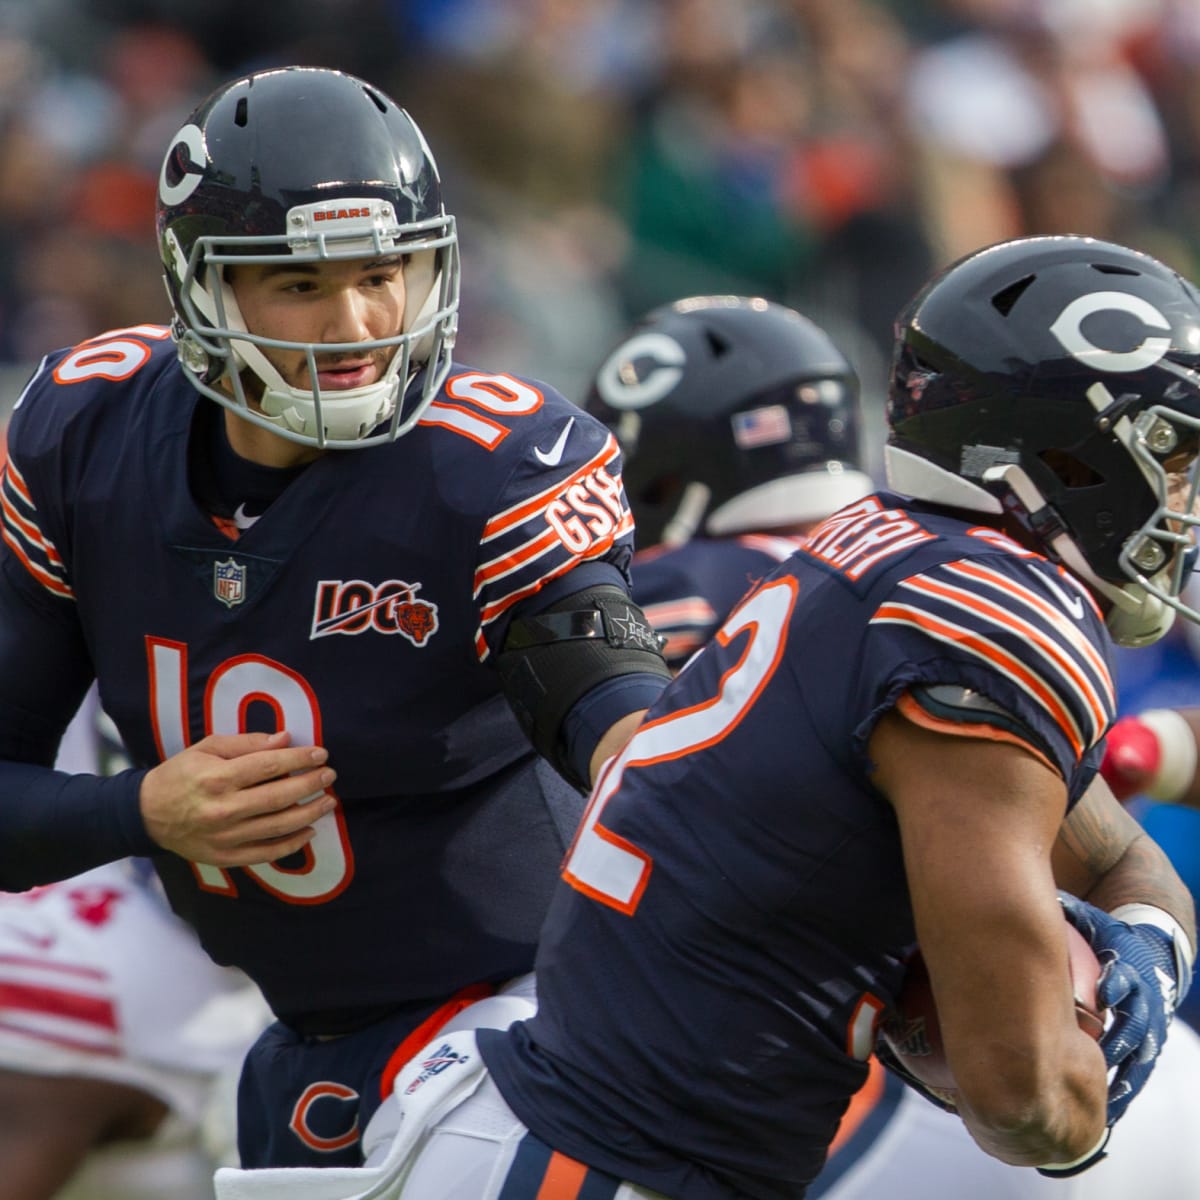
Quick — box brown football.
[881,919,1105,1108]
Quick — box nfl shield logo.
[214,558,247,608]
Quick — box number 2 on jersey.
[563,577,798,915]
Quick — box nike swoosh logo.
[233,503,261,531]
[534,418,575,468]
[1041,573,1085,620]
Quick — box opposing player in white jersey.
[0,686,269,1200]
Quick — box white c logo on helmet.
[596,332,686,410]
[158,124,206,207]
[1049,290,1172,373]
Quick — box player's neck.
[223,408,323,469]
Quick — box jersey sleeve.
[632,550,722,668]
[472,412,636,661]
[0,359,155,887]
[0,361,95,758]
[860,555,1116,789]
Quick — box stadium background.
[3,0,1199,479]
[8,0,1200,747]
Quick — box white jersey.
[0,693,269,1200]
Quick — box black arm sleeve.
[0,556,156,888]
[0,764,156,890]
[496,583,672,789]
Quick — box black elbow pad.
[495,585,670,784]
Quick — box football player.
[583,294,874,670]
[215,236,1200,1198]
[586,296,1200,1200]
[0,66,671,1171]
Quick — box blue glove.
[1057,891,1191,1126]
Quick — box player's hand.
[139,731,337,867]
[1058,891,1189,1126]
[1099,716,1161,801]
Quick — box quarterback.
[0,66,670,1170]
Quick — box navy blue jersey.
[632,534,806,667]
[0,328,637,1023]
[481,493,1117,1200]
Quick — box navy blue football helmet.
[584,296,873,547]
[887,235,1200,645]
[156,66,459,449]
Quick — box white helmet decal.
[596,332,686,410]
[1049,290,1172,373]
[158,123,206,207]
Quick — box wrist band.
[1137,709,1197,802]
[1037,1125,1110,1175]
[1110,901,1196,997]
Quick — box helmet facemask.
[166,200,459,449]
[1110,401,1200,642]
[920,383,1200,648]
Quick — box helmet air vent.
[990,275,1034,317]
[704,329,732,359]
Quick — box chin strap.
[661,482,711,547]
[981,462,1174,646]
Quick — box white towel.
[215,1030,487,1200]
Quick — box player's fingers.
[200,791,336,861]
[219,745,332,790]
[202,823,324,869]
[234,766,337,816]
[192,730,294,759]
[227,798,338,849]
[1096,960,1136,1010]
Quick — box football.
[881,918,1105,1107]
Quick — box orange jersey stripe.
[894,690,1059,775]
[1,481,65,569]
[873,603,1085,758]
[1,526,73,598]
[477,530,622,630]
[481,435,621,541]
[943,560,1111,699]
[827,1055,887,1158]
[901,574,1109,739]
[641,597,719,627]
[474,525,562,594]
[535,1152,589,1200]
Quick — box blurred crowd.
[5,0,1200,474]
